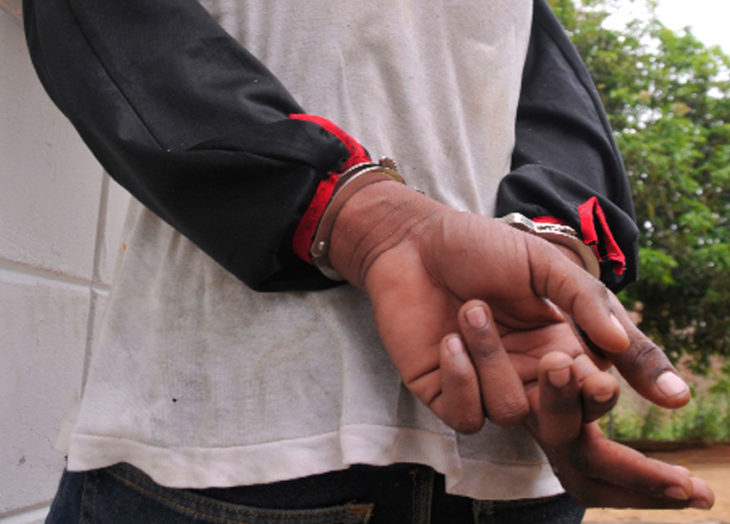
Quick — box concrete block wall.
[0,7,130,522]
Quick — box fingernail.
[547,367,571,388]
[610,314,629,343]
[657,371,689,398]
[664,486,689,500]
[689,498,712,510]
[446,336,464,356]
[592,391,614,403]
[466,306,488,329]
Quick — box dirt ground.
[584,444,730,523]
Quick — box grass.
[600,357,730,443]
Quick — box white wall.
[0,7,130,521]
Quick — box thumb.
[527,237,630,353]
[605,294,691,409]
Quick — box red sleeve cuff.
[578,196,626,275]
[290,114,371,263]
[534,203,626,276]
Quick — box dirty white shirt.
[64,0,563,500]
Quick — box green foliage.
[551,0,730,361]
[601,361,730,442]
[637,247,677,286]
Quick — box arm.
[495,1,692,412]
[23,0,368,291]
[497,0,638,291]
[315,3,675,429]
[23,0,597,430]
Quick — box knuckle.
[471,340,501,364]
[628,339,663,368]
[490,399,529,427]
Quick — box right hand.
[328,181,630,430]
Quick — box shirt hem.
[67,424,562,501]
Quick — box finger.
[527,238,630,353]
[560,474,709,509]
[584,347,612,371]
[458,301,529,426]
[433,335,485,434]
[605,294,691,409]
[504,353,540,384]
[561,314,612,370]
[565,299,690,409]
[501,323,582,384]
[568,353,619,422]
[531,352,582,447]
[571,423,697,500]
[571,352,602,383]
[545,423,714,509]
[579,368,619,423]
[688,476,716,510]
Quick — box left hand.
[451,306,715,509]
[525,352,715,509]
[446,266,692,429]
[444,300,619,428]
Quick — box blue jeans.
[46,463,585,523]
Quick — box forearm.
[23,0,366,291]
[497,0,638,291]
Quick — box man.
[24,0,713,521]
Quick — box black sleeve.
[23,0,358,291]
[496,0,639,291]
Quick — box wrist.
[328,180,442,288]
[498,212,600,279]
[309,159,405,280]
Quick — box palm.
[365,242,463,418]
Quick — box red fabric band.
[289,114,372,264]
[577,196,626,275]
[292,173,339,263]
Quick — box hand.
[491,303,620,422]
[489,245,691,424]
[449,301,714,508]
[441,299,618,430]
[328,182,629,430]
[587,291,691,408]
[552,245,692,410]
[492,286,692,421]
[527,352,715,509]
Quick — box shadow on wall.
[0,4,130,519]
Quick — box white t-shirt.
[64,0,563,500]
